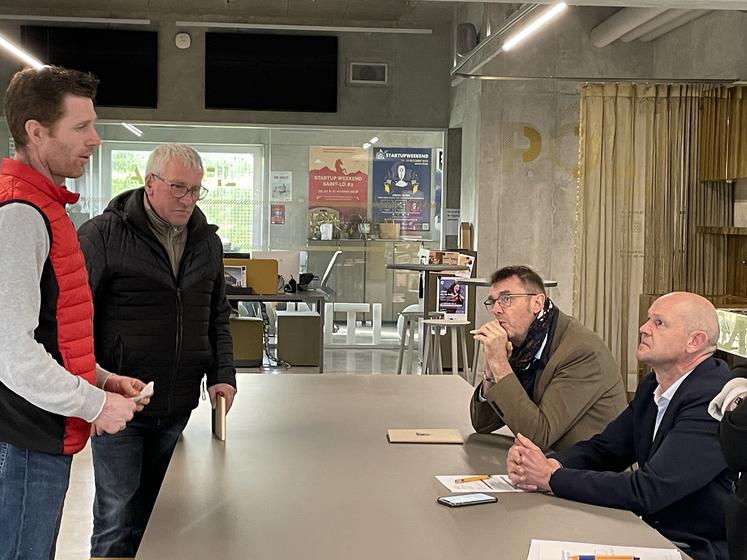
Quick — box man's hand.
[103,374,151,411]
[506,433,561,492]
[91,392,137,436]
[481,368,497,395]
[473,319,514,382]
[208,383,237,413]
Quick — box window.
[101,144,264,251]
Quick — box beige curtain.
[701,86,747,181]
[574,83,732,390]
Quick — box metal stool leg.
[471,340,482,385]
[459,326,470,382]
[406,317,416,375]
[450,326,459,376]
[434,329,443,375]
[421,323,432,375]
[396,319,407,375]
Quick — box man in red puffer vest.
[0,65,147,560]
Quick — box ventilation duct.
[590,7,666,48]
[591,7,712,47]
[619,9,689,42]
[638,10,710,42]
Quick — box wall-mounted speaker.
[349,62,388,85]
[456,22,478,57]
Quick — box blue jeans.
[90,412,191,558]
[0,441,73,560]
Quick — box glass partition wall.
[1,122,445,322]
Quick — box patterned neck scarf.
[509,298,558,372]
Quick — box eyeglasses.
[153,174,208,201]
[483,293,538,311]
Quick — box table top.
[454,277,558,288]
[137,375,682,560]
[386,263,469,272]
[225,288,326,302]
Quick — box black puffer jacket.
[78,188,235,416]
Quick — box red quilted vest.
[0,158,97,454]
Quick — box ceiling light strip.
[502,2,567,51]
[450,4,541,78]
[0,33,44,69]
[121,122,144,137]
[0,15,150,25]
[175,21,432,35]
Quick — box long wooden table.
[136,375,685,559]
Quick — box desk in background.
[225,289,326,372]
[137,375,686,560]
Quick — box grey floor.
[56,339,411,559]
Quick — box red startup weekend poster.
[308,146,368,237]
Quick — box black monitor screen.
[205,32,338,113]
[20,25,158,109]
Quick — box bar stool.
[396,310,442,375]
[421,318,471,379]
[471,339,482,385]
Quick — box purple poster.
[437,277,468,318]
[372,147,431,235]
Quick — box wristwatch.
[731,395,744,411]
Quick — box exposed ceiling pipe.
[638,9,711,41]
[589,7,666,47]
[619,9,688,42]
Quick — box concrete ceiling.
[0,0,743,27]
[429,0,747,8]
[0,0,457,25]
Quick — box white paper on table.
[526,539,681,560]
[435,474,524,493]
[495,424,515,438]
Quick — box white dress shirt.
[652,370,692,440]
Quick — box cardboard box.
[229,317,263,367]
[277,312,321,366]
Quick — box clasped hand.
[472,320,514,391]
[506,433,561,492]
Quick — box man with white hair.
[78,143,237,558]
[507,292,734,560]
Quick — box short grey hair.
[145,143,203,178]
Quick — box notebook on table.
[387,428,463,444]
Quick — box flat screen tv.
[205,32,337,113]
[20,25,158,108]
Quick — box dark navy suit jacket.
[550,357,734,560]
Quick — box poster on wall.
[436,277,468,320]
[271,171,292,201]
[372,147,431,236]
[271,203,286,225]
[308,146,369,239]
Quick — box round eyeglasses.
[483,293,538,311]
[153,174,208,201]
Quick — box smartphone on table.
[437,493,497,507]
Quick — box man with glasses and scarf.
[471,265,626,451]
[78,143,236,558]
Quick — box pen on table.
[569,555,640,560]
[454,475,490,484]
